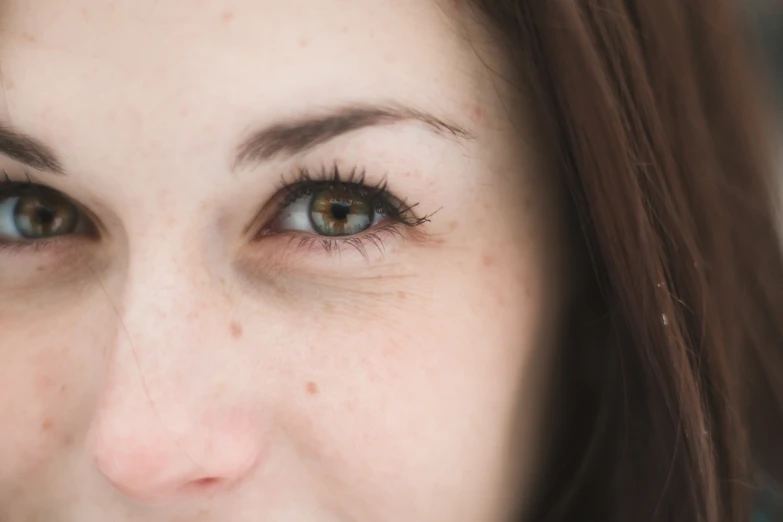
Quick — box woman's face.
[0,1,571,521]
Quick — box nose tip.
[88,426,261,504]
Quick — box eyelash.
[258,164,432,257]
[0,165,432,257]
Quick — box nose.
[87,402,262,503]
[85,280,265,504]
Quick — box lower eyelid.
[0,236,75,256]
[252,221,404,255]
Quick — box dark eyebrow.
[0,121,64,175]
[234,104,474,169]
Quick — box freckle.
[449,221,458,231]
[306,381,319,396]
[229,321,243,340]
[221,10,234,22]
[397,291,407,300]
[23,33,37,43]
[299,38,309,48]
[482,253,496,267]
[59,384,67,394]
[41,419,54,431]
[470,104,485,124]
[36,265,45,272]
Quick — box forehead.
[0,0,500,182]
[0,1,481,127]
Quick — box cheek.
[265,241,549,516]
[0,336,73,488]
[0,295,112,490]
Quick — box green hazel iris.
[13,189,79,239]
[308,189,374,236]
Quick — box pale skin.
[0,1,573,521]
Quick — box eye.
[0,184,88,241]
[274,187,386,237]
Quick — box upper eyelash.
[273,163,432,228]
[0,170,43,196]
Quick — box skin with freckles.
[0,1,572,521]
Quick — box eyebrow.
[0,121,65,175]
[0,104,473,175]
[233,104,474,169]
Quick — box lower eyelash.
[280,222,408,260]
[0,235,77,257]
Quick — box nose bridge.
[86,243,263,504]
[107,243,213,400]
[120,244,206,360]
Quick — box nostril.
[193,478,219,487]
[180,476,225,496]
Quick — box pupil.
[35,205,56,225]
[330,202,350,221]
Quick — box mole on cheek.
[306,381,319,396]
[229,321,243,340]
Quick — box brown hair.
[473,1,783,521]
